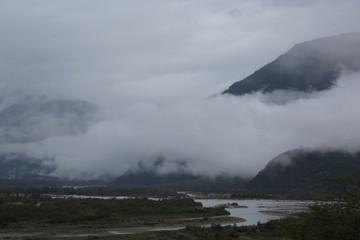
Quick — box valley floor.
[0,216,244,239]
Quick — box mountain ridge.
[223,32,360,96]
[247,149,360,192]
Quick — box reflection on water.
[196,199,310,226]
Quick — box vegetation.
[52,169,360,240]
[52,223,287,240]
[0,195,230,230]
[247,150,360,193]
[50,200,360,240]
[282,169,360,240]
[0,186,178,198]
[1,170,360,239]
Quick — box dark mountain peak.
[224,32,360,96]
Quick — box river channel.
[195,199,310,226]
[31,195,310,237]
[47,194,310,226]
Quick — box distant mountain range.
[2,33,360,191]
[0,153,55,180]
[110,157,248,191]
[109,150,360,193]
[223,32,360,96]
[0,99,104,187]
[0,153,109,187]
[110,33,360,192]
[0,99,97,144]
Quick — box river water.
[41,194,310,236]
[107,198,310,235]
[196,199,310,226]
[46,194,310,226]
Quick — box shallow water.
[43,193,310,234]
[195,199,310,226]
[46,194,310,226]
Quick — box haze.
[0,0,360,179]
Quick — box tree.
[286,169,360,240]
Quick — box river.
[35,194,310,236]
[195,199,310,226]
[45,194,310,226]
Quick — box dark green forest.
[0,196,227,229]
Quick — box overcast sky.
[1,0,360,179]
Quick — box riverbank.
[0,195,246,239]
[0,216,245,239]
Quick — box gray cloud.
[1,71,360,179]
[0,0,360,179]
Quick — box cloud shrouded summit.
[0,0,360,179]
[223,32,360,96]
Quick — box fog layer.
[1,72,359,179]
[0,0,360,179]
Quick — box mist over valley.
[1,1,360,191]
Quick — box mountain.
[0,153,110,187]
[223,32,360,96]
[110,170,248,191]
[0,99,103,186]
[0,99,97,144]
[111,169,198,186]
[0,153,55,180]
[111,157,200,186]
[110,157,248,191]
[247,149,360,192]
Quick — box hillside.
[223,32,360,96]
[110,157,248,191]
[247,149,360,192]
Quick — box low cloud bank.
[1,0,360,179]
[1,72,359,179]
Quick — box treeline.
[0,186,177,197]
[230,189,324,200]
[56,169,360,240]
[0,196,228,228]
[168,170,360,240]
